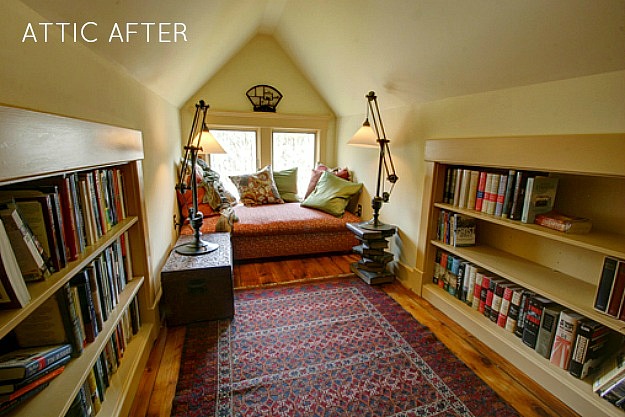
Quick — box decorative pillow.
[304,163,350,199]
[301,171,363,217]
[229,165,284,206]
[176,187,216,222]
[273,167,300,202]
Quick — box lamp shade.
[195,129,226,154]
[347,120,378,148]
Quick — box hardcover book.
[0,219,31,309]
[535,304,565,358]
[569,318,610,379]
[595,257,619,313]
[534,211,592,234]
[0,344,72,381]
[452,214,476,247]
[550,310,585,370]
[522,295,553,349]
[521,176,559,224]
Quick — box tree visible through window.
[208,129,257,197]
[272,131,316,197]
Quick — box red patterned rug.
[171,279,519,417]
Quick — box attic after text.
[22,22,188,43]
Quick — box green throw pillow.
[273,167,300,202]
[302,171,363,217]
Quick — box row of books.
[593,347,625,410]
[442,167,592,231]
[0,343,72,415]
[436,211,476,247]
[14,235,135,358]
[0,168,128,311]
[433,249,619,383]
[65,304,140,417]
[594,257,625,322]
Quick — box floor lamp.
[175,100,226,256]
[348,91,398,231]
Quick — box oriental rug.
[171,279,519,417]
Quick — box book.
[607,261,625,317]
[1,198,57,273]
[0,206,50,281]
[521,176,558,224]
[533,210,592,234]
[57,282,85,356]
[595,257,619,313]
[466,170,479,210]
[70,270,99,343]
[0,381,50,415]
[452,214,476,247]
[0,219,31,309]
[457,169,471,209]
[0,344,72,381]
[514,290,535,338]
[504,287,526,333]
[497,285,520,328]
[493,172,508,217]
[0,361,65,402]
[509,171,530,221]
[500,169,516,219]
[522,295,553,349]
[535,304,565,358]
[593,347,625,394]
[0,356,69,395]
[474,171,488,212]
[569,319,610,379]
[550,310,585,369]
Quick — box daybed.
[178,162,362,261]
[181,203,360,260]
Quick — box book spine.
[607,261,625,317]
[595,257,619,312]
[474,171,488,212]
[550,310,583,370]
[501,169,516,219]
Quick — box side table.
[347,222,397,285]
[161,233,234,326]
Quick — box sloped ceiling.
[18,0,625,116]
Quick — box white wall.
[337,70,625,292]
[0,0,183,301]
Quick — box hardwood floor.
[128,253,579,417]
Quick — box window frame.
[204,111,332,170]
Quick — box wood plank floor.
[128,253,579,417]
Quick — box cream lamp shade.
[196,128,226,154]
[347,120,378,148]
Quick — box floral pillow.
[229,165,284,206]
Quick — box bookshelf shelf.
[423,283,623,417]
[418,134,625,417]
[14,277,145,416]
[0,105,158,417]
[431,240,625,334]
[434,203,625,259]
[0,216,138,339]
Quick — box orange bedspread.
[181,203,360,260]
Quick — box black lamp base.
[174,239,219,256]
[357,219,396,232]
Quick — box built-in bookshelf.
[0,105,158,416]
[417,134,625,417]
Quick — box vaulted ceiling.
[19,0,625,116]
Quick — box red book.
[474,171,488,212]
[610,261,625,318]
[478,275,491,314]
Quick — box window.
[208,129,257,197]
[272,131,316,195]
[203,112,330,200]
